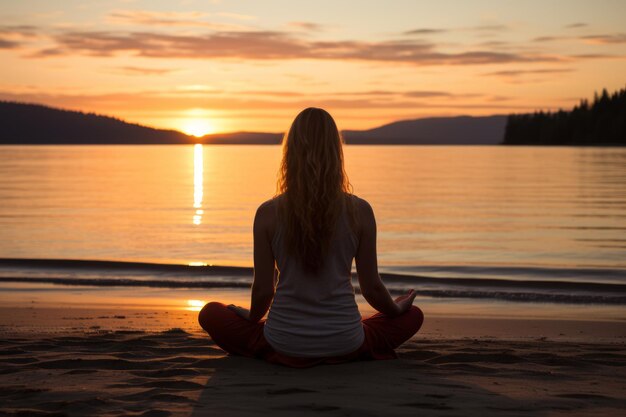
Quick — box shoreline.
[2,257,626,307]
[1,282,625,322]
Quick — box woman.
[198,107,424,368]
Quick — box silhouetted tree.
[502,85,626,145]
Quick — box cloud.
[564,22,587,29]
[0,89,540,114]
[237,89,464,99]
[403,25,507,36]
[464,24,509,33]
[113,66,179,75]
[25,47,65,57]
[107,9,205,25]
[287,21,325,32]
[481,68,577,84]
[403,28,447,35]
[569,53,624,59]
[402,90,453,98]
[0,24,41,47]
[483,68,575,77]
[0,25,39,35]
[5,22,621,67]
[580,33,626,44]
[532,36,568,42]
[0,39,20,49]
[237,90,305,97]
[336,90,452,98]
[214,12,257,21]
[475,40,511,47]
[106,9,251,30]
[45,30,306,58]
[20,29,564,66]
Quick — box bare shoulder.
[254,197,279,231]
[346,194,375,241]
[350,194,375,219]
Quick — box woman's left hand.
[227,304,251,320]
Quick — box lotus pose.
[199,107,424,367]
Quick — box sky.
[1,0,625,135]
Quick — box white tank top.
[263,197,365,357]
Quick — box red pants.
[198,302,424,368]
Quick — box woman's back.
[198,107,423,368]
[263,194,365,358]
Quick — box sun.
[182,119,215,137]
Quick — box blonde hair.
[275,107,359,274]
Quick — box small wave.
[1,276,625,305]
[380,264,626,285]
[0,257,251,275]
[2,257,626,305]
[0,276,250,289]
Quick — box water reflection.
[186,299,205,312]
[193,144,203,225]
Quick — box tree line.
[503,86,626,145]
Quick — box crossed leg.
[198,301,424,364]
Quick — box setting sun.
[182,119,215,137]
[186,299,206,312]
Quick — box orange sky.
[1,0,625,135]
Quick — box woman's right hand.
[394,289,417,315]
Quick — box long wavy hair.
[275,107,359,274]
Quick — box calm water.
[1,145,625,288]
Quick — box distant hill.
[199,131,282,144]
[342,115,508,145]
[199,115,509,145]
[1,100,508,145]
[0,101,192,144]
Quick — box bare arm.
[248,201,277,323]
[354,198,416,316]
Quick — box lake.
[1,144,625,302]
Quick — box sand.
[1,304,625,417]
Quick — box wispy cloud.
[287,21,325,32]
[481,68,577,84]
[214,12,257,21]
[403,25,507,36]
[532,36,569,43]
[467,24,509,32]
[106,9,251,30]
[0,89,541,113]
[403,28,447,35]
[483,68,575,77]
[0,24,41,47]
[580,33,626,44]
[533,32,626,46]
[564,22,587,29]
[402,90,453,98]
[0,40,20,49]
[17,28,567,66]
[112,66,179,75]
[0,24,39,36]
[4,21,623,70]
[237,89,468,99]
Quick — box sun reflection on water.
[193,144,203,225]
[186,299,206,312]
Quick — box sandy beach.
[1,301,625,417]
